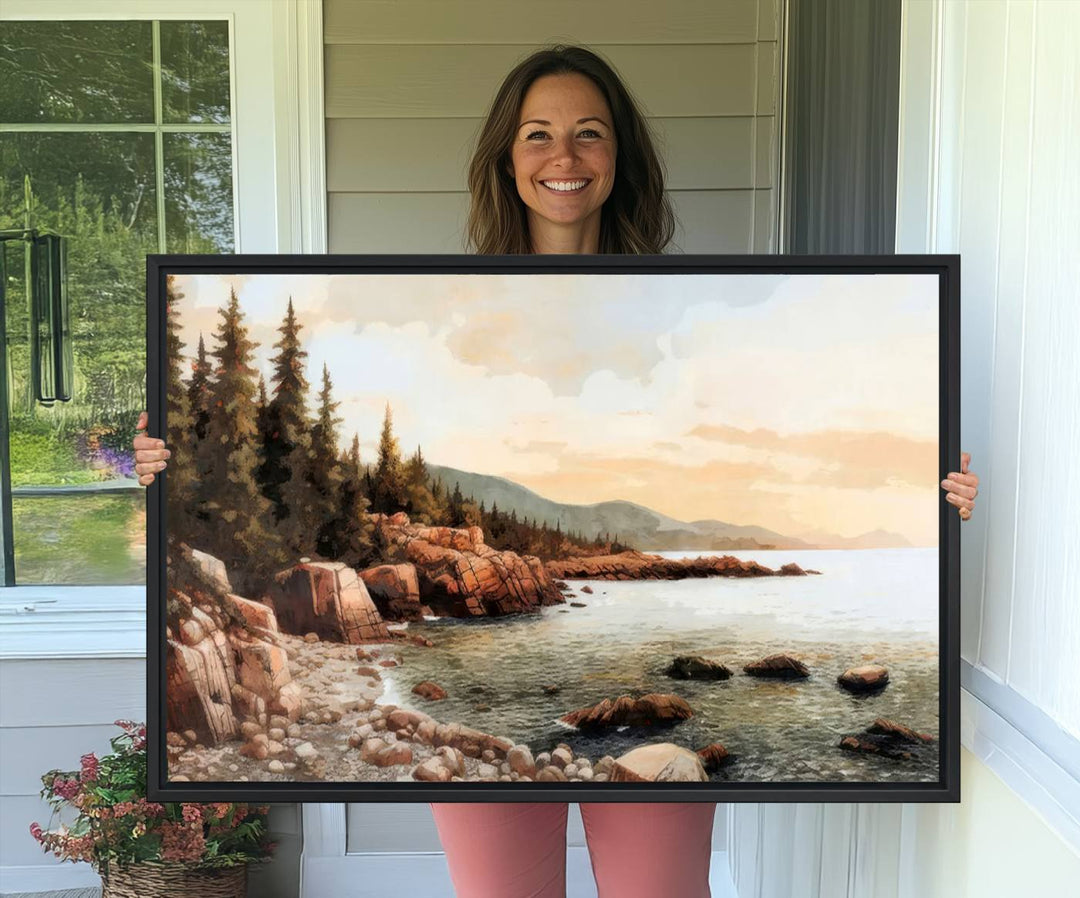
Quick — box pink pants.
[430,802,716,898]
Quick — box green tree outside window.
[0,19,234,584]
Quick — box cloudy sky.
[171,271,940,545]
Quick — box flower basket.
[30,721,274,890]
[101,860,247,898]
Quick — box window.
[0,18,235,585]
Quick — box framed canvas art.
[147,254,960,803]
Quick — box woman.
[134,45,979,898]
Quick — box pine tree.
[164,275,197,545]
[372,403,407,514]
[330,433,376,567]
[258,298,311,524]
[186,334,212,441]
[449,481,465,526]
[309,364,345,556]
[196,285,279,592]
[404,445,437,523]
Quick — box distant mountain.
[794,527,914,550]
[428,465,914,550]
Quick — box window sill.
[0,585,146,659]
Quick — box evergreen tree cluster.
[165,281,375,592]
[165,282,633,588]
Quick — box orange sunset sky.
[172,272,940,546]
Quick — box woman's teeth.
[542,180,589,192]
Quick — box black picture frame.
[147,253,961,804]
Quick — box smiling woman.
[465,45,674,255]
[508,73,617,251]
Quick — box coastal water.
[386,548,941,783]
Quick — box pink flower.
[181,804,203,824]
[160,821,206,863]
[29,822,43,842]
[80,753,99,782]
[52,777,80,801]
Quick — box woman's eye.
[526,131,549,140]
[579,129,601,138]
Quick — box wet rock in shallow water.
[357,665,381,677]
[474,704,491,712]
[542,684,561,695]
[696,743,730,772]
[839,717,935,760]
[581,586,594,594]
[610,743,708,783]
[743,653,810,679]
[570,602,587,608]
[412,681,448,701]
[666,655,733,680]
[561,693,693,729]
[837,664,890,693]
[778,563,808,576]
[866,717,934,743]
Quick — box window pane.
[1,133,156,483]
[12,492,146,585]
[164,132,235,252]
[160,20,232,124]
[0,21,154,124]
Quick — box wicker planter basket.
[100,861,247,898]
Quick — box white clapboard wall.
[324,0,782,255]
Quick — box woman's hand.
[941,451,979,521]
[133,410,170,487]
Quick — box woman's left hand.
[941,452,979,521]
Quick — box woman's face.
[508,73,617,236]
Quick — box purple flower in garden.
[96,446,136,479]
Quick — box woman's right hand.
[133,410,170,486]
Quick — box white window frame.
[0,0,326,661]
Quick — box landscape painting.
[150,257,958,802]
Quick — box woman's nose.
[548,134,580,165]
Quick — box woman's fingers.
[135,449,170,463]
[940,477,978,499]
[944,491,975,512]
[136,410,149,432]
[138,473,156,486]
[135,461,167,475]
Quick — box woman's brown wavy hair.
[465,45,676,254]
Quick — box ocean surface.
[383,548,941,783]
